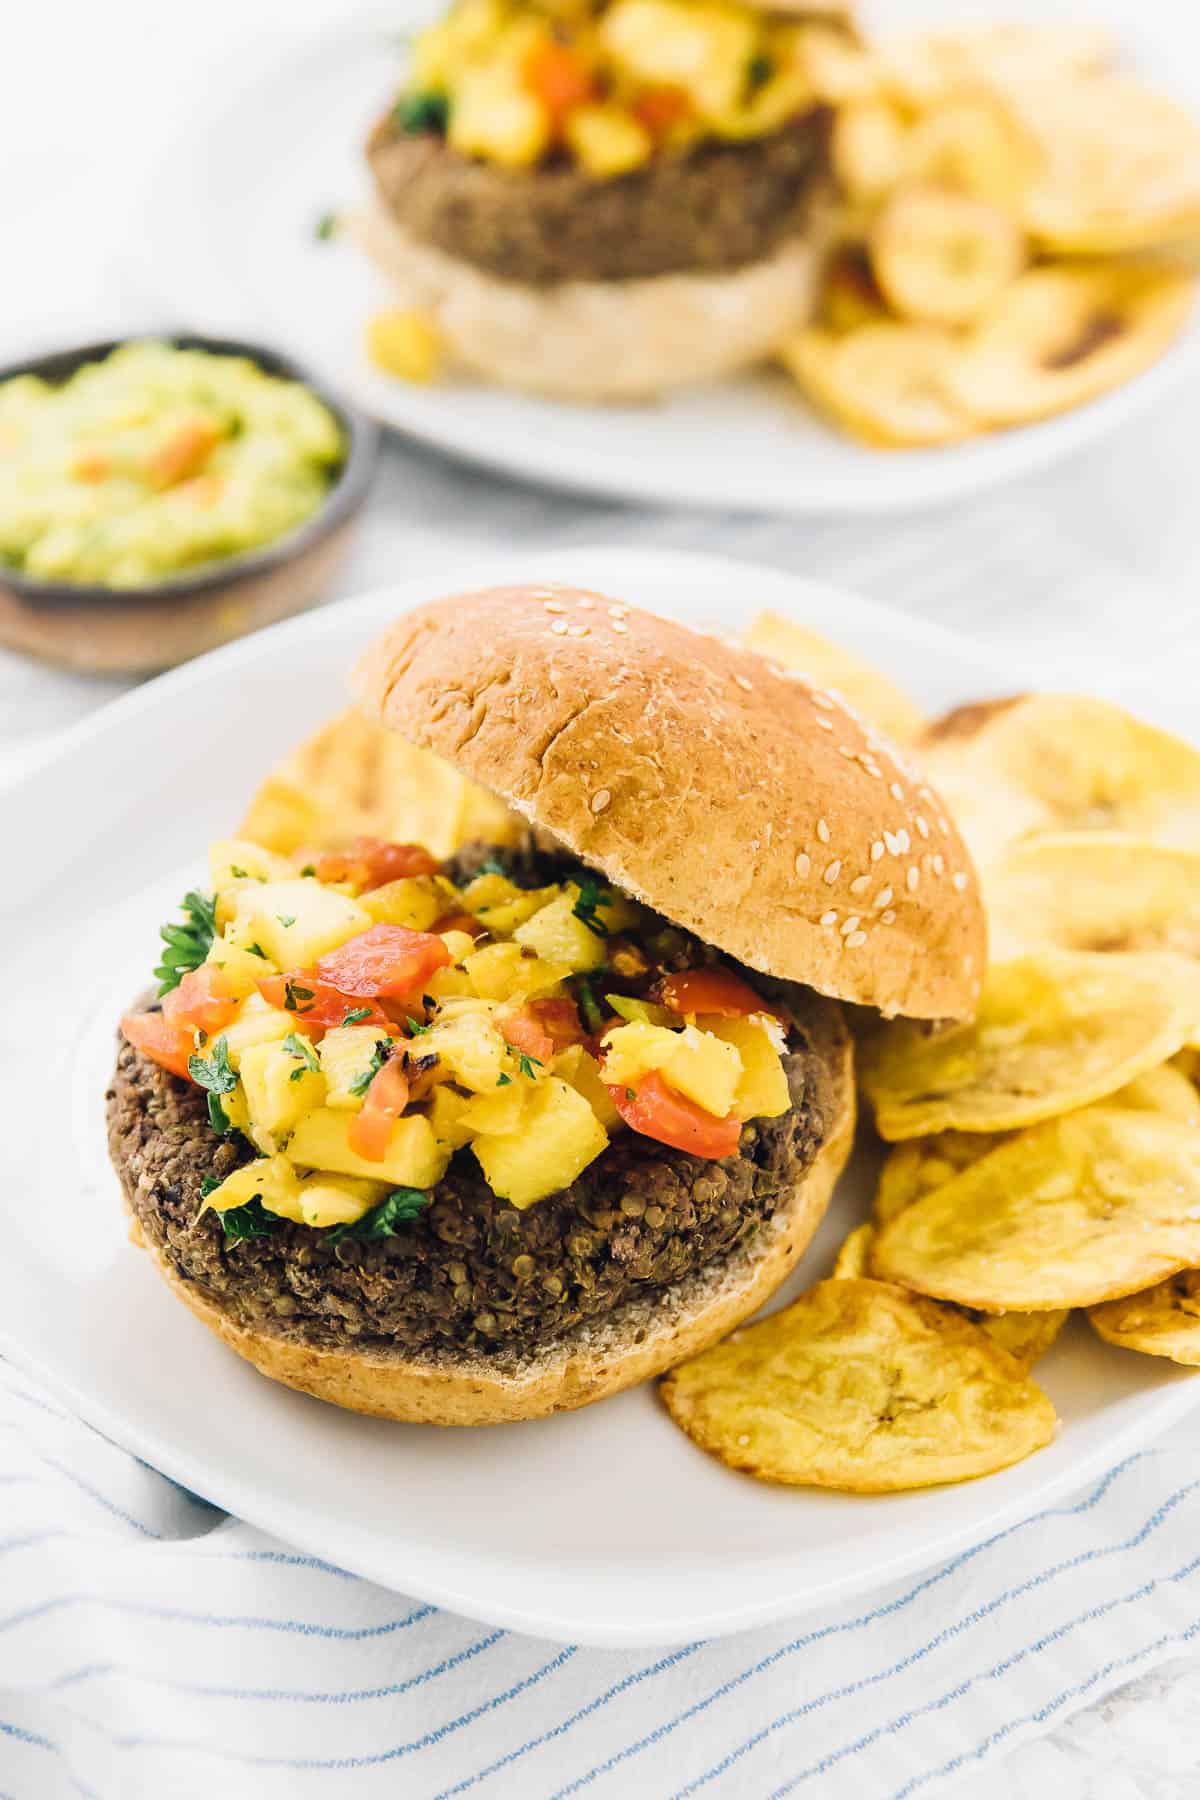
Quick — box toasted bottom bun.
[352,202,826,401]
[126,1002,853,1426]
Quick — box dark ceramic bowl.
[0,334,379,674]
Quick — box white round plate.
[5,545,1200,1647]
[134,16,1199,517]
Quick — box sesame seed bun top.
[353,585,986,1021]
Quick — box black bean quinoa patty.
[365,108,831,286]
[107,1026,828,1361]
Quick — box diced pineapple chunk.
[209,838,296,928]
[220,995,296,1068]
[203,1155,302,1223]
[601,0,758,121]
[205,936,278,998]
[602,1020,742,1118]
[296,1173,390,1229]
[514,891,606,972]
[449,66,551,168]
[460,875,561,937]
[426,1084,473,1150]
[459,1080,532,1136]
[424,963,474,1001]
[464,941,571,1001]
[365,310,444,385]
[317,1025,394,1110]
[439,928,478,965]
[698,1015,791,1120]
[360,875,448,930]
[239,1039,326,1143]
[230,879,370,968]
[421,1009,508,1091]
[287,1108,450,1189]
[222,1080,251,1136]
[473,1076,608,1207]
[411,0,510,87]
[555,1043,621,1129]
[565,103,653,177]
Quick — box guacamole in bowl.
[0,340,346,588]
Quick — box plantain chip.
[1003,72,1200,255]
[985,834,1200,962]
[660,1278,1056,1491]
[1112,1064,1200,1123]
[870,184,1026,328]
[860,950,1198,1141]
[1090,1271,1200,1366]
[238,706,522,858]
[917,693,1200,871]
[778,320,973,449]
[877,23,1117,112]
[874,1129,1006,1226]
[870,1141,1066,1364]
[818,243,891,335]
[900,93,1039,214]
[943,265,1194,430]
[873,1108,1200,1313]
[831,1221,875,1279]
[743,610,926,743]
[832,99,910,204]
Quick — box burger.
[107,585,984,1424]
[355,0,851,398]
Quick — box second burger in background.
[358,0,851,397]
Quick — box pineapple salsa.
[394,0,839,177]
[120,834,794,1241]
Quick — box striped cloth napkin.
[3,1360,1200,1798]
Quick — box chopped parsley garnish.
[245,942,268,959]
[230,864,249,879]
[300,863,317,878]
[283,1033,320,1080]
[747,51,774,90]
[154,889,217,995]
[188,1035,238,1137]
[496,1072,513,1087]
[572,875,612,938]
[625,1087,636,1101]
[326,1187,430,1243]
[349,1039,391,1097]
[476,856,510,878]
[342,1006,372,1026]
[275,913,297,928]
[407,1018,432,1037]
[516,1052,543,1081]
[284,980,315,1012]
[314,210,338,242]
[199,1174,222,1199]
[220,1198,280,1245]
[394,89,449,134]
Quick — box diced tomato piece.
[314,924,452,1000]
[523,40,595,128]
[529,997,585,1051]
[431,912,485,938]
[311,837,439,891]
[607,1070,741,1159]
[632,84,693,138]
[161,965,239,1035]
[256,973,393,1038]
[499,1009,556,1065]
[121,1010,194,1081]
[661,966,775,1020]
[347,1056,410,1161]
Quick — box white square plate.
[2,544,1197,1649]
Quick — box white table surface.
[4,0,1200,1791]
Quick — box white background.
[4,0,1200,1790]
